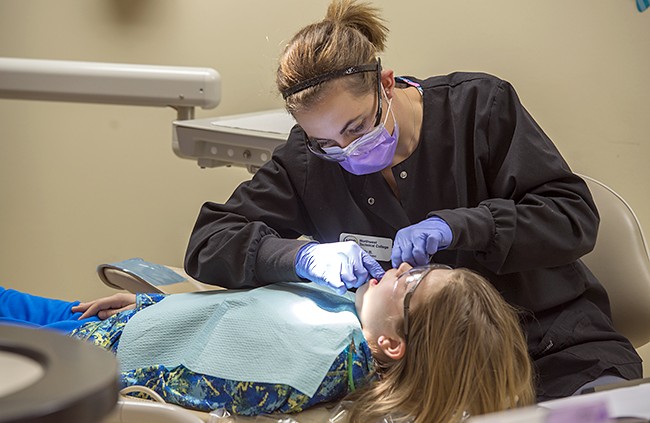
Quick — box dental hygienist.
[185,0,641,401]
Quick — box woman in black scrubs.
[184,0,642,400]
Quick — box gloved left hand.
[391,216,453,268]
[295,241,386,295]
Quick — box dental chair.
[98,174,650,423]
[578,174,650,349]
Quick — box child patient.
[0,263,535,422]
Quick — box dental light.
[0,57,295,173]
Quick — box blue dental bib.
[116,283,364,397]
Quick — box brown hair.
[347,268,536,423]
[276,0,389,113]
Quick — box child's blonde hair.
[348,268,536,423]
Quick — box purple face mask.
[337,97,399,175]
[339,120,399,175]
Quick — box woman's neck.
[392,86,423,165]
[380,87,423,199]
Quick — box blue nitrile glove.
[391,217,453,268]
[295,241,386,295]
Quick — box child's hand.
[72,293,137,320]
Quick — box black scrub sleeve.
[184,129,316,288]
[434,79,599,275]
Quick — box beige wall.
[1,1,649,371]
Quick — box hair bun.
[324,0,388,53]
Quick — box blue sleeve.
[0,287,99,333]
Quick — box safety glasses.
[400,263,453,341]
[304,58,383,162]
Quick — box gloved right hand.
[391,216,453,268]
[295,241,385,295]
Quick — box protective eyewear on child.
[400,264,453,340]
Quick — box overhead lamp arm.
[0,57,221,120]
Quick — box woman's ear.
[381,68,396,98]
[377,334,406,361]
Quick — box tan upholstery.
[580,174,650,348]
[97,264,218,294]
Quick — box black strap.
[281,60,379,99]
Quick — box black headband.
[281,59,380,100]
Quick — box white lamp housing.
[0,57,221,119]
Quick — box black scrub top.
[185,72,642,400]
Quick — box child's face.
[355,263,412,330]
[355,263,452,352]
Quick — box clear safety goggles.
[399,264,453,340]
